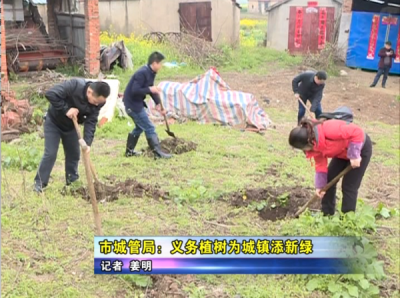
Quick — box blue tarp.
[346,12,400,75]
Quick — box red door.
[288,6,335,54]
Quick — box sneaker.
[369,84,375,88]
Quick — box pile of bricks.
[1,89,33,133]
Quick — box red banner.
[367,15,380,60]
[395,28,400,63]
[294,7,303,48]
[318,8,327,50]
[382,16,397,25]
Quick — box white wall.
[99,0,240,45]
[248,0,260,13]
[337,12,352,60]
[267,0,342,51]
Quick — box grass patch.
[2,104,399,297]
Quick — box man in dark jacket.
[370,41,396,88]
[292,70,327,124]
[123,51,172,159]
[34,79,111,193]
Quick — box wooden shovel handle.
[294,165,353,217]
[297,97,314,119]
[72,117,88,150]
[159,101,171,131]
[72,117,103,235]
[72,118,101,182]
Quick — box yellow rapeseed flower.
[240,19,267,28]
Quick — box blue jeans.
[298,98,322,124]
[126,108,157,138]
[371,66,390,87]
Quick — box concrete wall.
[141,0,240,45]
[99,0,141,36]
[38,0,239,45]
[248,0,260,13]
[337,12,351,60]
[267,0,342,51]
[98,0,240,45]
[337,0,352,60]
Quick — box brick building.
[1,0,101,91]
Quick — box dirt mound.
[226,186,320,221]
[145,138,197,156]
[147,276,188,298]
[147,275,229,298]
[145,138,197,155]
[69,178,169,202]
[157,137,197,154]
[159,138,197,154]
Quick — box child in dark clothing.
[370,41,396,88]
[123,51,172,159]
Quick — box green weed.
[284,201,399,298]
[1,146,41,172]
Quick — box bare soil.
[145,138,198,156]
[222,67,400,125]
[148,275,229,298]
[226,186,320,221]
[68,178,169,202]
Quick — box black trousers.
[371,66,390,87]
[34,116,80,187]
[321,135,372,215]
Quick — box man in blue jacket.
[292,70,327,124]
[123,51,172,159]
[34,79,111,193]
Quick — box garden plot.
[67,178,169,202]
[225,186,319,221]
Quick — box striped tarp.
[147,68,271,131]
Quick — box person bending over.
[288,118,372,216]
[34,79,111,193]
[292,71,327,124]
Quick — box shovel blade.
[165,129,176,138]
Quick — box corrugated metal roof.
[30,0,47,5]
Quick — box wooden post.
[1,0,8,83]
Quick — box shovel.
[72,117,103,236]
[159,101,176,138]
[294,165,353,218]
[297,97,315,119]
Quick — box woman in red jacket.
[288,119,372,216]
